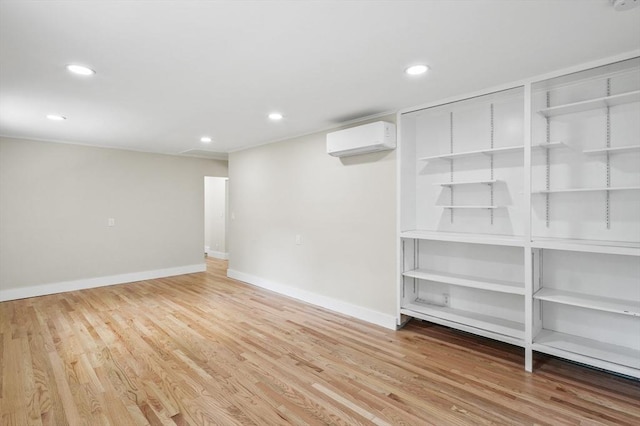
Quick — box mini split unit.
[326,121,397,157]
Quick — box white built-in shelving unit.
[399,86,527,351]
[398,54,640,379]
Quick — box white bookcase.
[399,86,527,350]
[398,54,640,378]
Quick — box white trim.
[0,264,206,302]
[227,269,397,330]
[206,250,229,260]
[0,134,230,162]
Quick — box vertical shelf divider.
[490,103,495,225]
[524,82,534,372]
[545,91,551,227]
[450,112,454,223]
[606,77,611,229]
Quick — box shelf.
[418,145,523,162]
[532,141,568,150]
[403,269,524,295]
[537,90,640,118]
[400,230,524,247]
[433,179,498,187]
[533,329,640,372]
[532,186,640,194]
[534,288,640,317]
[583,145,640,155]
[402,301,524,339]
[441,205,502,209]
[531,237,640,257]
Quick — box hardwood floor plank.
[45,350,82,424]
[1,335,29,425]
[1,257,639,425]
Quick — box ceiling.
[1,1,639,158]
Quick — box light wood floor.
[1,258,639,425]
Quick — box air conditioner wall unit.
[326,121,396,157]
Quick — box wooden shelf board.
[537,90,640,118]
[403,268,525,295]
[402,301,524,339]
[531,237,640,257]
[432,179,498,187]
[533,329,640,371]
[534,288,640,317]
[583,145,640,155]
[441,205,502,209]
[400,230,524,247]
[418,145,523,162]
[532,186,640,194]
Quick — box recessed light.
[66,64,95,76]
[200,136,212,143]
[405,64,429,76]
[610,0,639,11]
[46,114,66,121]
[268,112,283,121]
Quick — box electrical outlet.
[295,234,303,245]
[107,218,115,227]
[442,293,449,307]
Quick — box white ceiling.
[1,1,639,158]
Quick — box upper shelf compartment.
[418,145,523,162]
[537,90,640,118]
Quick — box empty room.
[1,1,639,425]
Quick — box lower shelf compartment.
[533,329,640,377]
[401,301,525,341]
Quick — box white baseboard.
[0,264,206,302]
[206,250,229,260]
[227,269,397,330]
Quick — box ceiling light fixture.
[405,64,429,76]
[268,112,283,121]
[200,136,212,143]
[46,114,66,121]
[66,64,96,76]
[610,0,639,11]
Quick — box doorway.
[204,177,229,259]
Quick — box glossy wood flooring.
[1,258,639,425]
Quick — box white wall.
[227,116,397,329]
[0,137,228,300]
[204,176,228,258]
